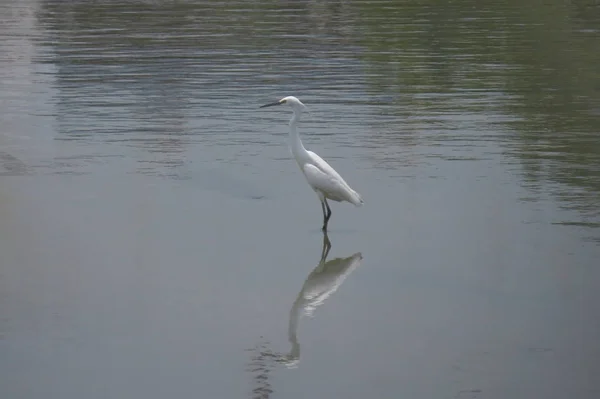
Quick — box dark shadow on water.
[246,232,362,398]
[0,151,30,176]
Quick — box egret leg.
[322,199,332,232]
[320,201,327,231]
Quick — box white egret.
[260,96,363,231]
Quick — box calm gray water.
[1,1,599,398]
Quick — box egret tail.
[349,190,364,207]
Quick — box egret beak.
[260,101,282,108]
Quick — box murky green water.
[1,1,599,398]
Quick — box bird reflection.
[282,232,362,368]
[246,232,362,397]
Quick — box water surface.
[1,1,599,398]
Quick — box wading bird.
[260,96,363,231]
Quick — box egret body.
[260,96,363,231]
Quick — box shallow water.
[1,1,599,398]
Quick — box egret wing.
[305,152,363,206]
[306,151,350,188]
[303,164,354,202]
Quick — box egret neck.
[289,108,309,162]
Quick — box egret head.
[260,96,308,112]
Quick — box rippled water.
[1,1,599,398]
